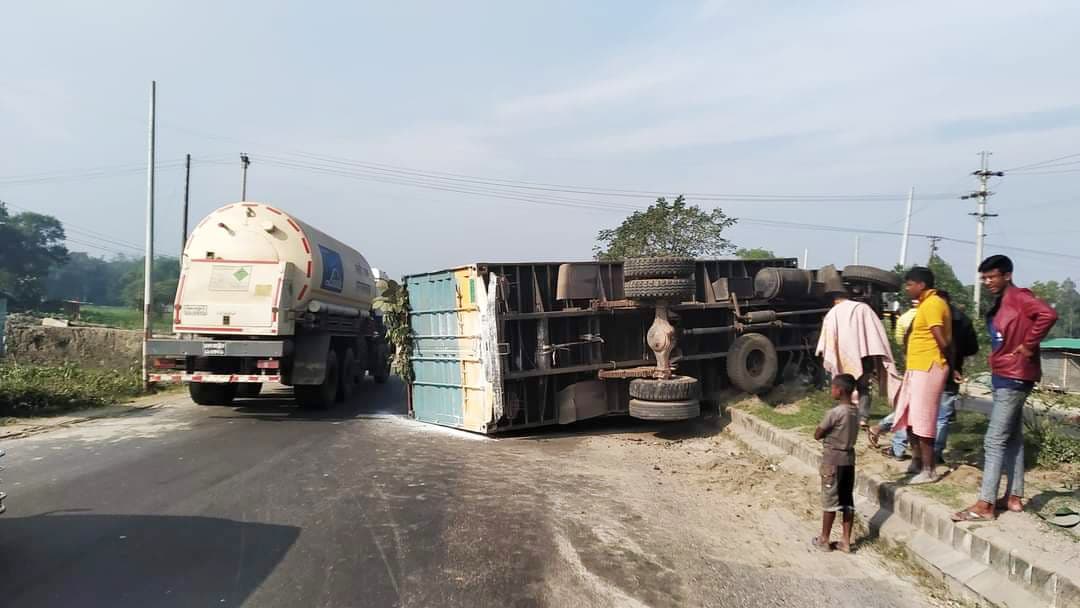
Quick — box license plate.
[203,342,227,356]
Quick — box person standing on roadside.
[934,290,980,462]
[953,255,1057,522]
[892,267,950,484]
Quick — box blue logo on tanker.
[318,245,344,293]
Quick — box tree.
[736,247,777,260]
[121,257,181,312]
[928,254,974,314]
[1031,279,1080,338]
[0,203,69,307]
[594,195,736,260]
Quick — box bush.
[0,363,143,417]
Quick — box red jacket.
[988,285,1058,382]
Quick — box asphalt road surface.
[0,380,948,608]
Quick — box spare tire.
[629,376,701,401]
[726,333,778,394]
[624,257,696,280]
[842,265,902,292]
[624,278,695,301]
[629,398,700,421]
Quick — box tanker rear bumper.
[146,339,288,358]
[149,373,282,384]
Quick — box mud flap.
[291,334,331,385]
[557,380,610,424]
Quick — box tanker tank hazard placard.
[319,245,344,293]
[209,265,254,292]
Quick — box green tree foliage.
[121,257,181,311]
[46,252,137,306]
[594,195,736,260]
[928,254,975,314]
[0,203,69,307]
[736,247,777,260]
[373,279,413,383]
[1030,279,1079,338]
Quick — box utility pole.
[181,153,191,255]
[802,248,809,269]
[899,186,914,267]
[142,81,157,390]
[927,235,941,264]
[854,235,860,265]
[240,153,251,201]
[961,151,1003,313]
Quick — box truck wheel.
[624,278,695,301]
[629,376,700,401]
[629,398,700,421]
[624,257,695,280]
[339,349,360,402]
[726,333,778,395]
[295,351,339,409]
[236,383,262,398]
[189,383,238,406]
[842,265,901,292]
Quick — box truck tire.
[629,376,700,401]
[339,349,360,402]
[629,398,700,421]
[295,351,339,409]
[189,383,238,406]
[842,265,901,292]
[726,333,778,395]
[236,383,262,398]
[624,257,695,280]
[624,278,695,301]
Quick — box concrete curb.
[727,408,1078,608]
[0,401,165,440]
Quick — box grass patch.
[0,363,143,418]
[79,305,146,330]
[913,480,968,509]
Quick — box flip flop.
[866,426,881,449]
[836,542,854,554]
[811,536,833,552]
[952,509,993,523]
[994,497,1024,513]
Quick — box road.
[0,381,952,608]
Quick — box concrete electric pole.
[181,153,191,255]
[142,81,157,389]
[961,152,1003,313]
[899,186,914,267]
[240,153,251,201]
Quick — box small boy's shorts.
[821,463,856,512]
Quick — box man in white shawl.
[815,270,901,430]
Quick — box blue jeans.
[883,391,956,459]
[877,412,908,458]
[978,386,1030,503]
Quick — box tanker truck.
[146,202,390,408]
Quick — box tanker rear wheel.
[295,351,339,410]
[189,383,237,406]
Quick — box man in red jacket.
[953,255,1057,522]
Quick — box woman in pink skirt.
[893,267,951,485]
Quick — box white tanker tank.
[175,202,376,336]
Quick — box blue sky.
[2,0,1079,285]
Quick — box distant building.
[1041,338,1080,394]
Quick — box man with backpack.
[935,290,979,461]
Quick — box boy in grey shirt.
[813,374,859,553]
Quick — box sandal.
[811,536,833,552]
[836,542,853,554]
[865,425,881,449]
[994,497,1024,513]
[951,509,993,523]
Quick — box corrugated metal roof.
[1041,338,1080,351]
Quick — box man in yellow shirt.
[892,267,951,484]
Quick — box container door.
[406,268,492,432]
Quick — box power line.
[1003,151,1080,172]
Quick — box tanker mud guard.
[477,273,505,425]
[292,333,332,385]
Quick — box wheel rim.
[746,349,766,377]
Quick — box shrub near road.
[0,364,142,418]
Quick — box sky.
[2,0,1079,286]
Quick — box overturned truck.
[402,258,898,433]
